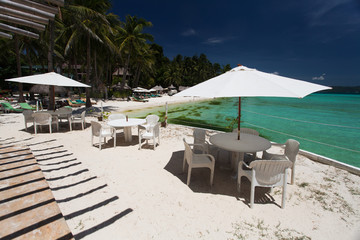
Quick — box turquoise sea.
[128,94,360,168]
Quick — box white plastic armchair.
[192,128,211,154]
[183,138,215,186]
[108,113,126,133]
[138,114,159,133]
[54,107,72,130]
[91,121,116,150]
[23,110,34,131]
[32,112,58,134]
[138,122,160,150]
[71,111,86,130]
[262,139,300,185]
[237,160,292,209]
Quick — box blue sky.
[111,0,360,86]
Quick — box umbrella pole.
[238,97,241,140]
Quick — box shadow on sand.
[164,150,281,208]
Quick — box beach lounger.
[132,96,148,102]
[19,102,36,110]
[1,102,23,113]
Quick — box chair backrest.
[233,128,259,136]
[193,128,206,152]
[80,111,86,120]
[33,112,52,125]
[183,138,193,165]
[91,121,101,137]
[146,115,159,125]
[56,107,72,113]
[56,107,72,117]
[23,110,34,121]
[284,139,300,163]
[108,114,126,121]
[249,160,292,185]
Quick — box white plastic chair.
[237,159,292,209]
[193,128,210,154]
[23,110,34,131]
[55,107,72,130]
[262,139,300,185]
[108,113,125,132]
[71,111,86,130]
[138,122,160,150]
[183,138,215,186]
[138,114,159,133]
[91,121,116,150]
[32,112,58,134]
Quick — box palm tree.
[116,15,153,89]
[60,0,113,107]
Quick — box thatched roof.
[29,85,67,94]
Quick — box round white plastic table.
[107,118,146,142]
[210,132,271,169]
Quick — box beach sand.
[0,96,359,240]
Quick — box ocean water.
[128,94,360,168]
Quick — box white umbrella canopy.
[175,65,331,139]
[176,65,330,98]
[132,87,150,93]
[5,72,91,88]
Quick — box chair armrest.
[197,153,215,162]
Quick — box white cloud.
[272,71,279,75]
[181,28,196,36]
[312,73,326,81]
[203,37,227,45]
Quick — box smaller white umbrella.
[132,87,150,93]
[5,72,91,87]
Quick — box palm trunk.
[134,64,141,87]
[73,56,79,81]
[14,35,25,103]
[48,21,55,110]
[121,53,131,89]
[86,35,92,108]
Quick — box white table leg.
[124,127,132,142]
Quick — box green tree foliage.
[0,1,231,99]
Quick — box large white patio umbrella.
[5,72,90,88]
[175,65,331,140]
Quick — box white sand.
[1,96,359,240]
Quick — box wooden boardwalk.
[0,144,73,240]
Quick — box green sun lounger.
[19,102,36,110]
[1,102,24,113]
